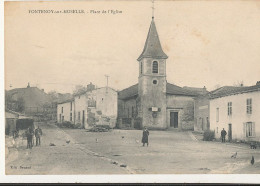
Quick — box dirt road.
[6,122,260,174]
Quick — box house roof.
[137,18,168,61]
[57,98,74,104]
[209,83,260,99]
[118,83,206,100]
[6,87,52,108]
[166,83,205,96]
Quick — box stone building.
[210,82,260,142]
[118,17,206,130]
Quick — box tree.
[73,85,87,95]
[16,97,25,113]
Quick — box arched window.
[152,61,158,73]
[140,61,143,74]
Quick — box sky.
[4,0,260,94]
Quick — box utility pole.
[105,75,109,93]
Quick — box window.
[78,112,80,121]
[152,61,158,73]
[216,127,218,133]
[128,108,130,118]
[246,122,255,137]
[70,102,72,111]
[62,116,64,122]
[228,102,232,116]
[62,107,63,113]
[70,113,72,121]
[132,106,134,118]
[216,108,219,122]
[153,80,158,85]
[140,62,143,74]
[247,98,252,114]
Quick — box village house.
[57,84,118,129]
[117,17,206,130]
[210,82,260,142]
[194,90,210,132]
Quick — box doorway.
[170,112,178,128]
[228,124,232,141]
[82,110,85,127]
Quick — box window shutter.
[243,122,246,138]
[252,122,256,137]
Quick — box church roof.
[137,18,168,61]
[118,83,205,100]
[118,84,138,100]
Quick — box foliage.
[203,130,215,141]
[73,85,88,95]
[57,121,82,129]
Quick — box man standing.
[35,126,42,146]
[142,127,149,147]
[26,127,33,149]
[221,128,227,143]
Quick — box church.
[117,16,207,130]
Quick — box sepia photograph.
[2,0,260,183]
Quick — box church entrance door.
[170,112,178,128]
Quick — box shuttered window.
[216,108,219,122]
[247,98,252,114]
[228,102,232,116]
[245,122,255,137]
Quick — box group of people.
[26,126,42,149]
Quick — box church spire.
[137,18,168,61]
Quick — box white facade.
[57,100,74,123]
[210,91,260,141]
[57,87,118,128]
[74,94,87,127]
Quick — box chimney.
[256,81,260,85]
[27,82,30,88]
[42,89,44,92]
[87,82,95,92]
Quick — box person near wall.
[142,127,149,147]
[35,126,43,146]
[221,128,227,143]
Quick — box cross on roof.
[151,0,155,19]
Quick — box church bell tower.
[137,17,168,129]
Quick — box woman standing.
[142,127,149,147]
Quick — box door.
[206,117,210,130]
[228,124,232,141]
[82,110,85,128]
[170,112,178,128]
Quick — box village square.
[4,1,260,175]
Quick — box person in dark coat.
[26,127,33,149]
[35,126,42,146]
[221,128,227,143]
[142,127,149,147]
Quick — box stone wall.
[167,95,195,130]
[194,96,210,132]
